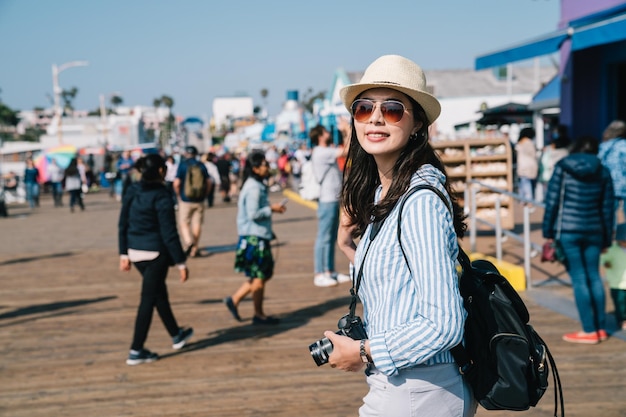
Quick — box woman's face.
[252,159,270,178]
[353,88,423,164]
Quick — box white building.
[211,96,254,133]
[39,105,169,150]
[318,64,558,141]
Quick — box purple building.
[476,0,626,141]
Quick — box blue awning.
[528,75,560,111]
[475,30,569,70]
[571,13,626,51]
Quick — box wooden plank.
[0,191,624,417]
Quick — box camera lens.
[309,337,333,366]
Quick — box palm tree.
[61,86,79,115]
[161,94,174,119]
[154,95,174,148]
[260,88,269,115]
[110,94,123,108]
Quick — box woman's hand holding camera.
[324,331,365,372]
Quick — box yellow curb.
[468,252,526,291]
[282,188,318,210]
[281,189,527,291]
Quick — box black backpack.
[397,184,563,416]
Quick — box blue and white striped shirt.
[354,165,466,377]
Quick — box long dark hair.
[241,151,266,188]
[65,157,79,176]
[135,154,165,182]
[341,96,466,239]
[570,135,599,155]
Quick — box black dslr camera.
[309,314,368,366]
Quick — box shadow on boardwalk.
[0,191,624,417]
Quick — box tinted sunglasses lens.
[352,100,374,122]
[381,101,406,123]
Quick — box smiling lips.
[365,131,389,141]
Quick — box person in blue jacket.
[542,135,615,344]
[118,153,194,365]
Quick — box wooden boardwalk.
[1,190,625,417]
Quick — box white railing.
[464,179,569,289]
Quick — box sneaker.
[126,348,158,365]
[562,331,600,344]
[172,327,194,350]
[223,297,241,321]
[597,329,609,341]
[314,273,338,287]
[331,272,351,284]
[252,315,280,325]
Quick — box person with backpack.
[309,124,351,287]
[542,135,615,344]
[174,146,212,258]
[326,55,475,417]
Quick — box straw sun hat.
[340,54,441,125]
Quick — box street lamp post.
[99,91,121,149]
[52,61,88,144]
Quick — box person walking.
[538,133,569,198]
[223,152,286,325]
[216,152,233,203]
[164,154,178,206]
[542,135,615,344]
[115,151,134,201]
[309,124,351,287]
[23,158,40,209]
[203,152,221,208]
[598,120,626,223]
[63,158,85,212]
[47,158,64,207]
[329,54,475,417]
[600,223,626,331]
[174,146,212,257]
[118,154,193,365]
[515,127,539,205]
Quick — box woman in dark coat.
[542,136,615,344]
[118,154,194,365]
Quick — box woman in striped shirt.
[328,55,475,417]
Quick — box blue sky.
[0,0,560,120]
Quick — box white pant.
[359,363,476,417]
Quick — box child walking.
[601,223,626,331]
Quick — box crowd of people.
[2,54,626,416]
[500,117,626,345]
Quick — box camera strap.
[349,219,384,318]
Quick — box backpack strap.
[348,218,384,318]
[314,164,332,185]
[396,184,473,374]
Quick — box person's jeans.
[518,177,535,202]
[69,189,84,210]
[315,201,339,274]
[50,181,63,206]
[559,232,606,333]
[25,182,39,208]
[131,254,180,350]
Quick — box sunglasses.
[351,99,411,124]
